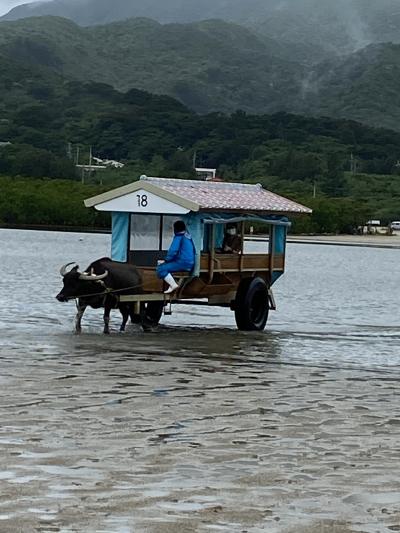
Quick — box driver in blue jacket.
[157,220,196,294]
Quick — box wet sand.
[1,331,400,533]
[0,229,400,532]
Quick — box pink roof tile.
[142,177,311,214]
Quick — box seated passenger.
[157,220,196,294]
[222,223,241,254]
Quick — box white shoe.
[164,282,178,294]
[163,274,179,294]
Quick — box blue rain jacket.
[166,232,195,266]
[157,231,195,278]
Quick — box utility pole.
[192,150,197,169]
[350,153,357,175]
[88,146,93,182]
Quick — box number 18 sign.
[95,188,190,214]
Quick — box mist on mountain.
[3,0,400,59]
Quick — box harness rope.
[68,281,144,304]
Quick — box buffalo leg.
[129,304,142,324]
[75,303,87,334]
[119,305,129,332]
[103,304,112,334]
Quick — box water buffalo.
[56,257,143,334]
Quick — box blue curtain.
[182,213,202,275]
[111,212,129,262]
[271,225,287,284]
[274,225,287,254]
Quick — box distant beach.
[249,233,400,249]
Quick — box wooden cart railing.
[135,253,284,296]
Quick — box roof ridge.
[142,176,262,189]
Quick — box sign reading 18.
[136,194,148,207]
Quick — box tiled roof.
[141,176,311,214]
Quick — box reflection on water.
[0,229,399,532]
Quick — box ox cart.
[84,176,311,331]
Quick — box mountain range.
[2,1,400,129]
[0,16,306,115]
[4,0,400,60]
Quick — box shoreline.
[250,234,400,249]
[0,223,110,234]
[2,225,400,249]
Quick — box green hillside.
[0,56,400,196]
[304,44,400,131]
[0,16,304,114]
[1,53,400,232]
[2,47,400,171]
[3,16,400,129]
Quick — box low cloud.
[0,0,36,16]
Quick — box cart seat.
[170,272,194,296]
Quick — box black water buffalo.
[56,257,143,334]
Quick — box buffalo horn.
[79,270,108,281]
[60,262,77,277]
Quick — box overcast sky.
[0,0,36,16]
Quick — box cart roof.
[84,176,312,215]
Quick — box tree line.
[1,82,400,230]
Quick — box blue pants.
[157,261,193,279]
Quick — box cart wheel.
[234,277,269,331]
[142,301,164,331]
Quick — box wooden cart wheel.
[234,277,269,331]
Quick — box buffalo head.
[56,262,108,302]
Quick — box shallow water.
[0,229,399,532]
